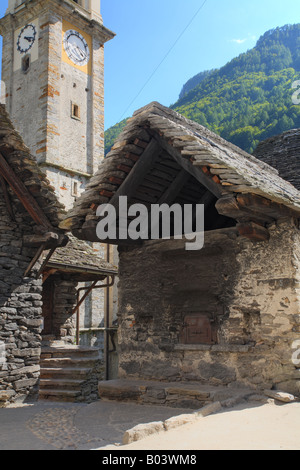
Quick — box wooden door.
[180,314,217,345]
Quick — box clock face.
[17,24,37,54]
[63,30,90,66]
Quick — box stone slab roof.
[60,102,300,242]
[0,104,116,276]
[46,234,117,276]
[253,128,300,191]
[0,104,66,228]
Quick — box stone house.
[253,128,300,191]
[0,0,117,355]
[0,105,117,405]
[61,102,300,405]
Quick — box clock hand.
[24,36,34,42]
[74,45,85,58]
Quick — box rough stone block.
[123,421,165,445]
[164,413,198,431]
[264,390,297,403]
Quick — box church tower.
[0,0,115,209]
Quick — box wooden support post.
[24,243,47,277]
[35,246,57,279]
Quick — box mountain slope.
[105,24,300,155]
[171,24,300,153]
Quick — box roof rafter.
[151,132,224,199]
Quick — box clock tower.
[0,0,115,209]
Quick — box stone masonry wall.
[117,220,300,396]
[0,183,43,405]
[46,275,78,343]
[1,1,106,211]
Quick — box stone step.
[41,346,100,360]
[98,379,255,409]
[40,378,85,390]
[40,356,99,368]
[40,367,92,380]
[39,389,81,402]
[39,346,103,403]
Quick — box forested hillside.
[105,24,300,155]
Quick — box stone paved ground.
[0,400,191,450]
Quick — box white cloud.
[231,38,247,44]
[230,35,257,45]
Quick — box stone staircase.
[39,345,104,403]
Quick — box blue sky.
[0,0,300,129]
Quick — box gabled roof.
[60,102,300,243]
[0,104,66,230]
[0,104,116,277]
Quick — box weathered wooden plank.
[108,138,161,210]
[150,167,175,183]
[158,169,191,205]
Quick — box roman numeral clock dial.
[17,24,37,54]
[63,30,90,66]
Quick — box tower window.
[72,0,90,10]
[22,54,31,74]
[71,102,80,120]
[72,181,78,197]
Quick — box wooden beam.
[24,243,47,277]
[157,169,190,204]
[79,221,143,245]
[236,193,300,220]
[35,246,58,279]
[23,232,60,248]
[42,268,57,284]
[216,194,274,225]
[0,174,15,221]
[198,190,216,209]
[108,138,161,210]
[151,132,223,199]
[0,151,52,230]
